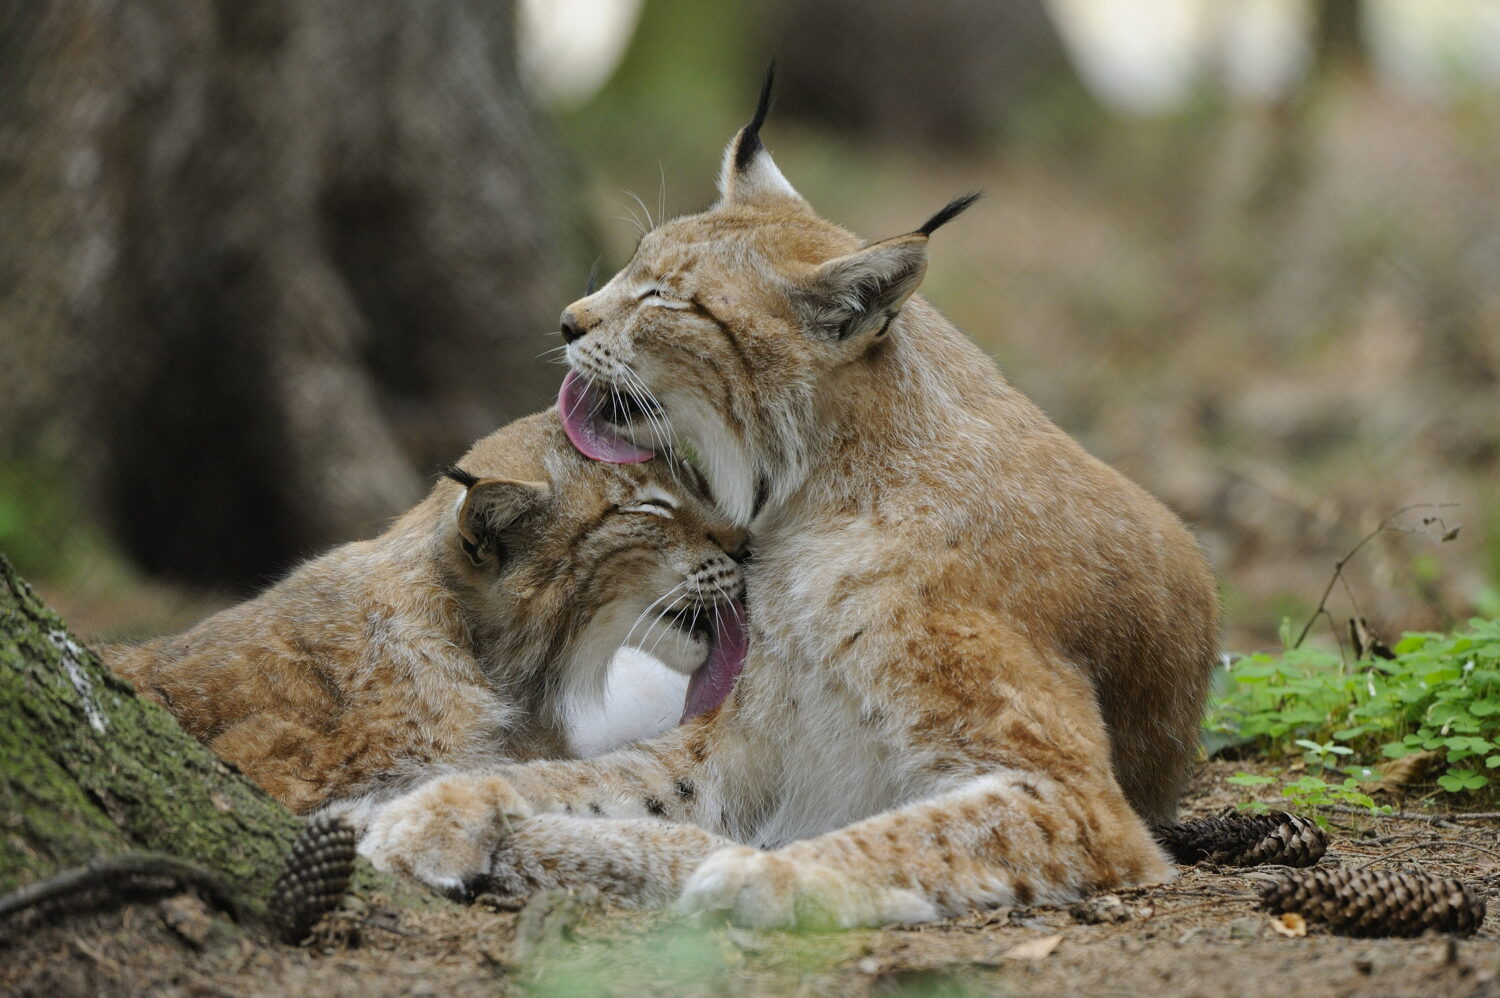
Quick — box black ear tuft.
[734,62,776,171]
[916,191,983,236]
[440,464,479,489]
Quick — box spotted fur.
[359,99,1218,927]
[106,413,743,815]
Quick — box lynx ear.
[445,469,548,567]
[796,235,929,343]
[794,192,982,343]
[718,65,803,206]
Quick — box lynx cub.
[108,412,744,815]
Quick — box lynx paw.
[675,847,937,929]
[357,773,533,898]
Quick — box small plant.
[1210,616,1500,809]
[1226,772,1388,827]
[1293,738,1353,772]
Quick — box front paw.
[357,772,533,898]
[675,847,937,929]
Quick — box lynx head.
[441,413,746,719]
[558,69,978,526]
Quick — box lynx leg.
[679,618,1174,929]
[359,722,715,895]
[678,767,1171,929]
[483,815,734,908]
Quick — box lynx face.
[557,107,973,527]
[446,417,747,714]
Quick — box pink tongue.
[558,370,655,464]
[682,597,748,722]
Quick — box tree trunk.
[0,0,580,592]
[1312,0,1366,72]
[760,0,1080,148]
[1,552,294,899]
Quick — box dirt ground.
[4,762,1499,998]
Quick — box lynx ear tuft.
[734,62,776,171]
[718,64,802,206]
[440,464,480,489]
[916,192,982,237]
[453,477,548,567]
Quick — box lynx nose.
[560,309,586,343]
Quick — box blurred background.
[2,0,1497,652]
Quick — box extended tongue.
[682,597,748,722]
[558,370,656,464]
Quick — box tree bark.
[1,552,293,899]
[0,0,579,591]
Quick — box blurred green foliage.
[0,457,112,581]
[519,912,864,998]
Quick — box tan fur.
[359,118,1219,926]
[106,412,743,815]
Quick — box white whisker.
[708,575,745,625]
[624,188,654,231]
[612,212,648,237]
[657,158,668,229]
[619,365,676,464]
[621,579,691,651]
[644,601,697,659]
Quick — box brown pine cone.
[1260,866,1485,938]
[1154,810,1326,867]
[270,815,357,944]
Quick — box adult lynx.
[361,77,1218,927]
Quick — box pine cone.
[1260,867,1485,938]
[1154,811,1326,867]
[270,815,357,944]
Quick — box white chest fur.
[734,517,926,847]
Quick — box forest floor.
[3,762,1498,998]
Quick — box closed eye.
[621,499,676,518]
[638,287,689,310]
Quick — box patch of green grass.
[1208,616,1500,811]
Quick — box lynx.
[107,412,744,816]
[359,77,1219,927]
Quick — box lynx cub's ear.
[446,469,548,567]
[718,65,803,207]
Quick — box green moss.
[0,553,446,920]
[0,552,299,896]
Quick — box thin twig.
[1322,805,1500,823]
[1293,503,1456,649]
[180,967,242,998]
[1364,832,1440,846]
[69,934,121,971]
[1154,896,1256,918]
[1356,841,1500,870]
[359,916,421,938]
